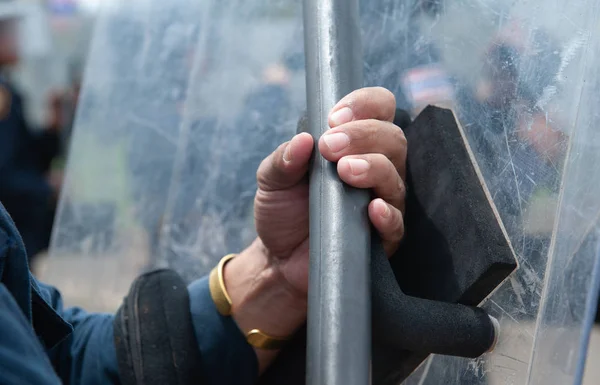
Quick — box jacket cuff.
[188,276,258,385]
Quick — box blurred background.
[0,0,98,292]
[0,0,97,258]
[13,0,96,127]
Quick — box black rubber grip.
[371,234,496,357]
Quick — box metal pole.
[303,1,370,384]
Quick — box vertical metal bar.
[302,1,370,385]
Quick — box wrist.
[223,238,307,372]
[225,238,307,337]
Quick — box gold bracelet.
[209,254,237,316]
[208,253,293,350]
[246,329,291,350]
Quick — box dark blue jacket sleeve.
[36,276,257,385]
[0,169,52,200]
[0,284,62,385]
[188,276,259,385]
[39,282,121,385]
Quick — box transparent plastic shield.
[45,0,600,383]
[44,0,206,310]
[387,2,600,384]
[153,1,305,279]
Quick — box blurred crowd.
[0,6,82,265]
[2,0,567,288]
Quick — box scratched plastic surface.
[45,0,600,383]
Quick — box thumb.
[256,132,314,192]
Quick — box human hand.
[223,88,407,372]
[254,86,407,295]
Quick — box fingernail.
[283,142,292,162]
[329,107,353,127]
[323,132,350,153]
[346,158,370,175]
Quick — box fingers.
[256,132,314,192]
[337,154,406,213]
[326,86,407,256]
[369,198,405,256]
[337,152,406,257]
[318,119,407,178]
[328,87,396,126]
[257,86,403,192]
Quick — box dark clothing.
[0,199,258,384]
[0,200,116,384]
[0,79,60,258]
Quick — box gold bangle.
[209,253,293,350]
[209,253,237,316]
[246,329,290,350]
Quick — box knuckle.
[370,152,390,167]
[389,210,405,241]
[390,128,408,167]
[398,179,406,199]
[256,146,286,189]
[256,158,269,185]
[370,155,396,187]
[388,125,407,151]
[349,87,394,117]
[256,168,269,189]
[358,120,382,142]
[340,120,380,150]
[396,126,407,147]
[377,170,405,209]
[392,177,406,200]
[346,91,368,114]
[352,120,403,147]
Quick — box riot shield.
[44,0,209,310]
[44,0,600,384]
